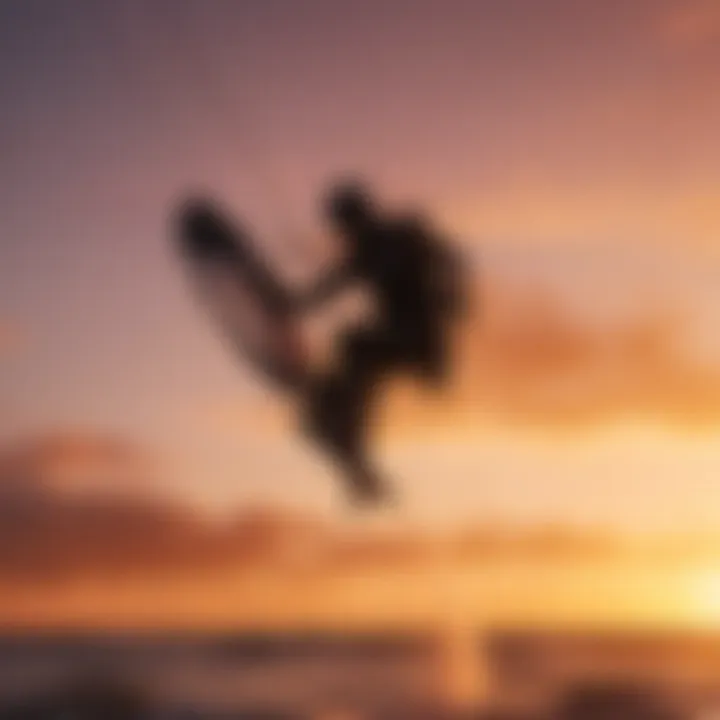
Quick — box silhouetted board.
[173,198,306,391]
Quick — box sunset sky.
[2,0,720,531]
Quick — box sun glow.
[686,569,720,627]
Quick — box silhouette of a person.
[293,180,468,506]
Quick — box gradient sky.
[2,0,720,529]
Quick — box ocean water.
[0,633,440,718]
[0,631,719,718]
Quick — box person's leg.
[300,326,399,505]
[301,385,386,504]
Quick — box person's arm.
[290,262,355,314]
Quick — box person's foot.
[302,378,342,441]
[300,382,397,509]
[344,459,396,509]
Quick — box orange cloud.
[0,432,160,499]
[1,432,718,595]
[378,284,720,435]
[445,184,720,248]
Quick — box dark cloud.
[0,433,207,581]
[0,435,329,582]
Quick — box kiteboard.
[173,198,307,392]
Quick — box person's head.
[323,179,378,237]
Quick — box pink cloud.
[0,319,23,357]
[655,0,720,49]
